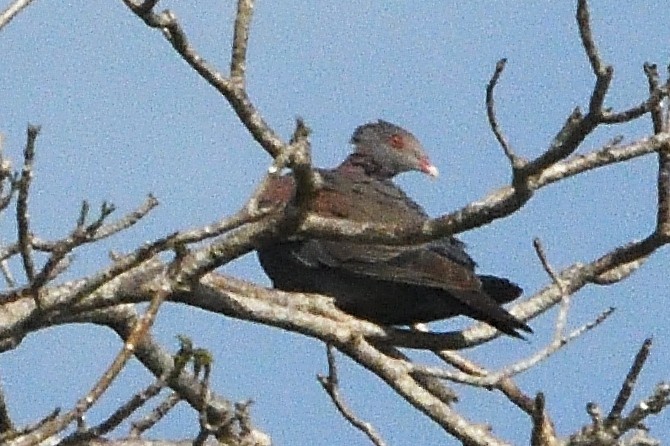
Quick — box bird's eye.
[389,134,405,150]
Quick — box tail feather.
[450,290,532,338]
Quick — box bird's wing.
[292,239,483,293]
[293,239,530,335]
[280,169,482,290]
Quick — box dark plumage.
[257,120,531,338]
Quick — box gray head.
[349,120,438,179]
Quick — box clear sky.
[1,1,669,445]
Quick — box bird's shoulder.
[314,169,427,223]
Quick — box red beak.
[420,159,439,177]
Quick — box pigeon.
[256,120,531,338]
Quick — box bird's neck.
[337,153,395,180]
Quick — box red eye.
[389,134,404,149]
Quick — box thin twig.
[122,2,286,158]
[196,354,214,433]
[577,0,612,114]
[606,338,653,423]
[619,382,670,432]
[175,206,270,244]
[500,307,614,376]
[71,234,177,302]
[601,97,662,123]
[7,286,169,446]
[530,393,558,446]
[16,125,39,284]
[0,408,59,444]
[80,195,157,241]
[533,238,569,336]
[0,137,16,213]
[318,344,387,446]
[176,119,315,281]
[230,0,254,84]
[62,371,174,443]
[643,64,663,134]
[336,339,510,445]
[0,196,158,266]
[485,58,520,166]
[432,349,537,415]
[129,393,181,437]
[85,306,236,434]
[27,197,157,292]
[0,231,178,304]
[412,307,615,387]
[0,0,37,31]
[643,64,670,236]
[74,286,168,415]
[0,258,16,288]
[576,0,602,73]
[536,134,665,189]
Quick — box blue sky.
[1,1,669,444]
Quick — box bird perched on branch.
[256,120,531,338]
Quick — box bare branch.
[16,125,39,284]
[78,287,168,417]
[412,307,614,387]
[337,339,511,446]
[97,307,236,432]
[576,0,613,114]
[0,408,59,445]
[536,135,662,188]
[175,205,270,245]
[62,348,187,443]
[656,136,670,237]
[0,0,37,31]
[530,393,559,446]
[497,378,537,417]
[294,133,670,249]
[1,230,177,305]
[29,200,129,291]
[533,238,569,337]
[129,393,180,438]
[525,108,587,175]
[129,0,159,16]
[427,344,537,416]
[601,69,665,124]
[9,287,168,446]
[464,227,667,345]
[2,2,670,444]
[592,258,647,285]
[570,376,669,445]
[620,382,670,432]
[122,2,286,158]
[643,64,663,133]
[230,0,254,84]
[318,345,387,446]
[495,307,613,379]
[486,58,522,167]
[0,259,16,288]
[576,0,604,74]
[0,196,159,265]
[175,120,314,281]
[607,338,653,423]
[87,195,158,240]
[0,135,16,213]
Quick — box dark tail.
[450,289,532,339]
[479,275,523,304]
